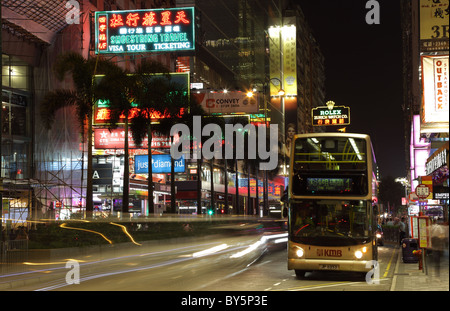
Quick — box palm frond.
[39,89,80,130]
[53,52,91,91]
[129,111,151,147]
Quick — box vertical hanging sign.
[97,14,108,52]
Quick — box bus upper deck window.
[324,139,335,150]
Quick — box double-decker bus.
[287,133,379,278]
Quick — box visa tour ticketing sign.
[95,7,195,54]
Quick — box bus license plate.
[319,264,339,270]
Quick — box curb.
[389,247,401,291]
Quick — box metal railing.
[0,239,29,275]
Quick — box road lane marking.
[383,247,397,278]
[279,281,353,291]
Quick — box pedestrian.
[399,217,406,245]
[15,226,28,240]
[430,219,447,277]
[9,228,16,241]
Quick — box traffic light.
[208,209,214,216]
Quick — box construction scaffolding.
[1,46,89,228]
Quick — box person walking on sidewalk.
[430,219,447,277]
[399,217,407,246]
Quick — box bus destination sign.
[312,104,350,126]
[95,7,195,54]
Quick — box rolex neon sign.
[312,101,351,126]
[95,7,195,54]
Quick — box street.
[4,233,397,292]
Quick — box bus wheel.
[295,270,307,279]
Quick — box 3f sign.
[366,0,380,25]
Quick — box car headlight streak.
[192,244,229,258]
[230,233,288,259]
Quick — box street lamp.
[249,78,286,217]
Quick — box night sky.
[297,0,405,179]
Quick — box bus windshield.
[290,199,371,246]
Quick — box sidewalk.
[390,247,449,291]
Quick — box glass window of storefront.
[2,54,30,91]
[1,54,31,179]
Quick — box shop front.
[425,142,449,221]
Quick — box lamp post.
[248,78,285,216]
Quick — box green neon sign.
[95,7,195,54]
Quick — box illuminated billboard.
[268,20,297,97]
[93,72,189,125]
[419,0,449,52]
[95,7,195,54]
[421,55,449,133]
[312,105,350,126]
[135,154,185,174]
[192,91,259,114]
[94,128,171,149]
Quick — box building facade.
[401,0,449,220]
[1,0,325,222]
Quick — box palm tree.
[40,52,123,218]
[128,63,192,215]
[95,63,137,215]
[159,99,211,214]
[95,62,190,216]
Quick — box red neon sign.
[175,11,190,24]
[95,8,195,54]
[126,13,140,27]
[110,14,124,27]
[94,107,186,124]
[142,12,157,26]
[160,11,172,25]
[97,14,108,51]
[101,9,192,29]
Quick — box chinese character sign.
[95,7,195,54]
[419,0,449,52]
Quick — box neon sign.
[95,7,195,54]
[93,72,189,125]
[312,106,350,126]
[93,100,186,125]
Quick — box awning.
[2,0,71,44]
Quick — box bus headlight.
[355,250,363,259]
[295,247,304,258]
